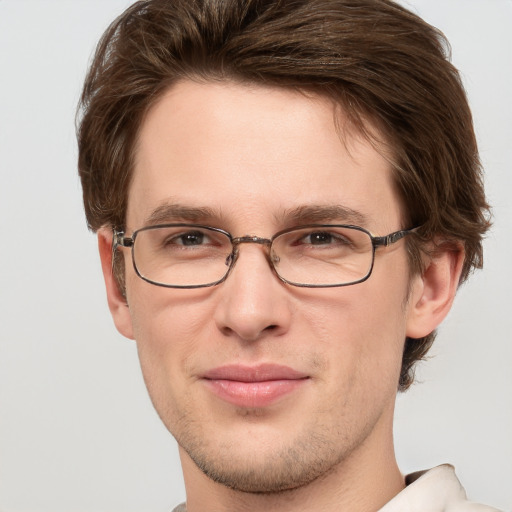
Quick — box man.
[77,1,497,510]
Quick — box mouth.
[201,364,310,408]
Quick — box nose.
[213,243,292,342]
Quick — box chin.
[176,423,350,494]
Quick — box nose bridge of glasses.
[232,235,272,246]
[225,236,276,268]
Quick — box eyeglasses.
[113,223,417,289]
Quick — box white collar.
[378,464,499,511]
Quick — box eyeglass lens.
[131,225,375,288]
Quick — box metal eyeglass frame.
[112,223,419,289]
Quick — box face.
[112,80,423,493]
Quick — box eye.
[171,230,208,246]
[299,230,351,247]
[303,231,336,245]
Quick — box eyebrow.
[143,202,369,229]
[279,204,369,227]
[144,203,219,225]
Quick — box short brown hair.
[77,0,490,390]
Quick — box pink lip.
[201,364,309,408]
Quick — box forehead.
[128,80,401,233]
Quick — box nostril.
[221,326,234,337]
[265,324,278,331]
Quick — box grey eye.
[177,231,205,246]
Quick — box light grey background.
[0,1,510,511]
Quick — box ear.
[98,228,135,340]
[406,243,465,339]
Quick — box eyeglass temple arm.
[110,230,134,273]
[112,230,134,249]
[372,227,418,248]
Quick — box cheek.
[351,283,409,393]
[127,284,213,394]
[300,276,408,392]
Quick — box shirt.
[379,464,501,511]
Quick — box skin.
[99,80,463,512]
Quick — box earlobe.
[98,229,135,340]
[406,244,465,339]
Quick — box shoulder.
[379,465,503,512]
